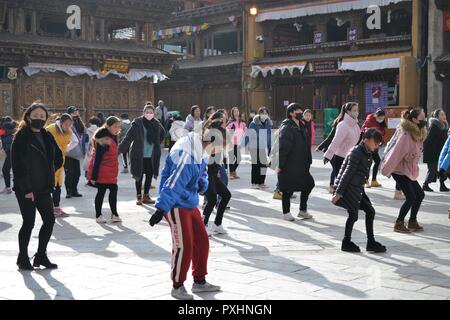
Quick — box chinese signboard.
[100,59,130,74]
[312,61,339,75]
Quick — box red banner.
[444,11,450,32]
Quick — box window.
[25,13,32,33]
[385,9,411,36]
[163,39,195,59]
[326,18,350,42]
[204,31,242,56]
[39,16,69,37]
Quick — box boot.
[365,180,371,188]
[394,221,411,233]
[136,195,143,205]
[229,172,237,180]
[273,190,282,200]
[16,254,34,271]
[366,240,387,253]
[370,180,382,188]
[33,253,58,269]
[407,220,424,232]
[422,184,434,192]
[341,239,361,253]
[440,182,449,192]
[143,194,155,204]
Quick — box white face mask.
[351,112,359,120]
[260,114,269,122]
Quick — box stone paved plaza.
[1,152,450,300]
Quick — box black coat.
[423,118,449,164]
[118,117,165,180]
[334,142,372,213]
[11,126,63,195]
[277,119,315,193]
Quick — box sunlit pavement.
[1,150,450,300]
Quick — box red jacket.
[87,128,119,185]
[361,113,387,145]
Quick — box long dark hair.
[230,107,242,122]
[333,102,358,128]
[17,101,49,132]
[431,109,443,119]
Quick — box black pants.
[52,186,61,207]
[331,155,345,184]
[136,158,154,195]
[2,148,11,188]
[228,145,241,173]
[16,192,55,257]
[344,192,375,241]
[64,157,81,195]
[95,184,118,218]
[250,149,267,185]
[424,162,447,185]
[372,150,381,181]
[122,151,129,169]
[282,190,311,214]
[203,175,231,226]
[392,174,425,222]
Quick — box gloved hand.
[323,157,330,165]
[149,209,165,227]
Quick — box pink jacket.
[381,119,426,181]
[324,113,360,160]
[227,119,247,145]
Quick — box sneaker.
[111,214,122,223]
[171,285,194,300]
[136,195,143,205]
[121,168,129,174]
[192,281,221,293]
[283,212,295,221]
[211,224,227,235]
[273,191,282,200]
[0,187,12,194]
[53,207,62,217]
[422,184,434,192]
[440,184,450,192]
[394,221,411,233]
[58,208,69,217]
[393,190,405,200]
[370,180,382,188]
[341,239,361,253]
[298,210,313,219]
[96,215,107,224]
[366,241,387,253]
[259,184,269,189]
[251,184,259,189]
[407,220,424,232]
[72,192,83,197]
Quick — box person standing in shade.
[0,116,17,195]
[332,129,387,253]
[65,106,87,198]
[88,117,122,224]
[277,103,315,222]
[119,103,165,205]
[169,114,187,151]
[184,105,203,133]
[245,107,272,189]
[381,108,427,233]
[361,108,387,188]
[227,107,247,180]
[119,113,132,174]
[422,109,449,192]
[156,100,169,126]
[324,102,361,193]
[46,113,75,217]
[12,102,63,270]
[149,120,222,300]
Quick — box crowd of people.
[1,99,450,300]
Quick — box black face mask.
[295,113,304,121]
[30,119,46,130]
[418,120,427,129]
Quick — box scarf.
[142,117,159,145]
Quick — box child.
[87,116,122,224]
[332,128,387,253]
[149,118,223,300]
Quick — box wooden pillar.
[144,23,153,47]
[135,22,141,43]
[8,8,14,33]
[100,19,106,42]
[195,33,203,61]
[399,56,419,107]
[31,11,37,34]
[15,8,25,34]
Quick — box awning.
[256,0,411,22]
[23,63,168,83]
[339,52,410,71]
[251,61,306,78]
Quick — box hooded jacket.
[87,127,119,184]
[381,119,427,181]
[156,132,209,213]
[47,121,72,186]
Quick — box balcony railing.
[265,34,412,56]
